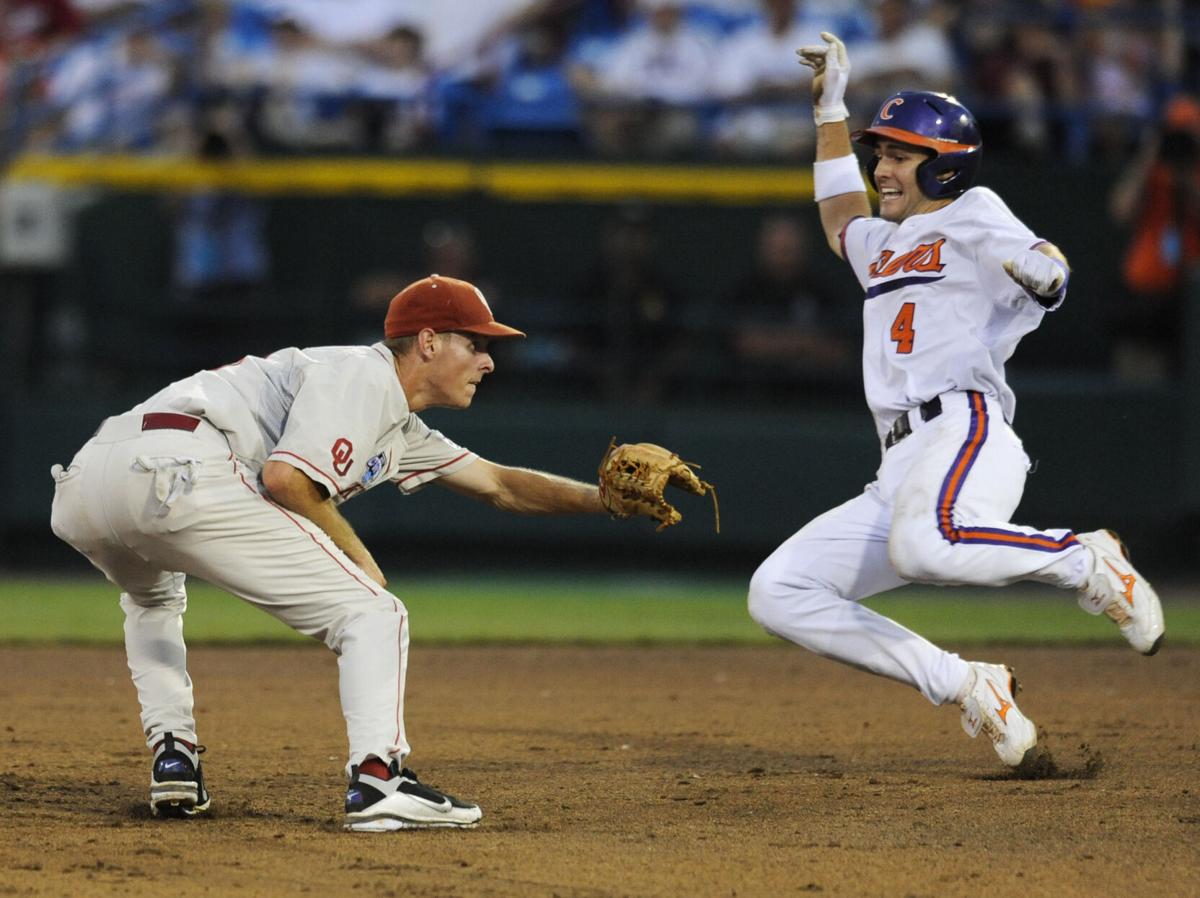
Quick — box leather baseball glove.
[598,438,719,532]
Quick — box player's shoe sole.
[344,814,480,832]
[1076,530,1164,655]
[959,662,1037,768]
[150,781,210,818]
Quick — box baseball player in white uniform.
[747,34,1166,769]
[50,274,627,830]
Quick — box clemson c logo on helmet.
[879,97,905,120]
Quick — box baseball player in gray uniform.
[50,274,630,831]
[747,34,1165,769]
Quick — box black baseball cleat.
[344,760,482,832]
[149,732,210,818]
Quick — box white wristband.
[814,102,849,125]
[813,154,866,202]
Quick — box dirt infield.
[1,643,1196,898]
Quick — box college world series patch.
[361,452,387,486]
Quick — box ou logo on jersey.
[331,437,354,476]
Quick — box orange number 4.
[890,302,916,354]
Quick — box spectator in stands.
[475,8,582,150]
[251,16,358,151]
[572,0,716,157]
[960,15,1081,157]
[1,0,82,55]
[576,202,686,401]
[356,25,435,152]
[197,0,276,101]
[845,0,956,119]
[107,24,175,150]
[709,0,838,159]
[725,213,855,383]
[1083,23,1157,161]
[171,107,269,307]
[1107,94,1200,383]
[41,17,118,150]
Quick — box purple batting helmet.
[853,90,982,200]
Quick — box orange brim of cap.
[458,320,527,339]
[855,126,978,154]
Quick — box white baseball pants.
[50,413,409,774]
[749,390,1090,705]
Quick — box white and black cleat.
[149,732,210,818]
[344,761,481,832]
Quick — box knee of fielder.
[325,595,408,654]
[119,573,188,612]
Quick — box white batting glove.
[1003,250,1069,309]
[796,32,850,125]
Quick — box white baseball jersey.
[839,187,1047,440]
[128,341,476,500]
[748,187,1090,713]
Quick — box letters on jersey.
[839,187,1050,440]
[868,239,946,278]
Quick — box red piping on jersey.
[233,459,380,596]
[395,451,474,485]
[393,599,406,750]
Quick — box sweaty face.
[430,332,495,408]
[872,140,950,222]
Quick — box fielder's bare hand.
[796,32,850,124]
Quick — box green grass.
[1,575,1197,645]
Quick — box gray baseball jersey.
[129,341,477,498]
[51,341,477,777]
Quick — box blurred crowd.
[2,0,1197,163]
[4,0,1200,403]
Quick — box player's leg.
[889,391,1083,587]
[748,487,1036,767]
[889,391,1163,653]
[51,446,208,816]
[748,489,969,706]
[111,562,211,818]
[130,453,480,829]
[127,454,413,769]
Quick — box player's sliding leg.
[889,391,1164,655]
[749,491,966,703]
[749,490,1040,767]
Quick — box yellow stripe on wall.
[6,155,814,203]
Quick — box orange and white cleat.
[1076,530,1164,655]
[959,662,1037,768]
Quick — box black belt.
[884,396,943,450]
[141,412,201,432]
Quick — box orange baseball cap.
[383,274,525,339]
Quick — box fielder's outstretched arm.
[798,33,871,258]
[437,458,606,515]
